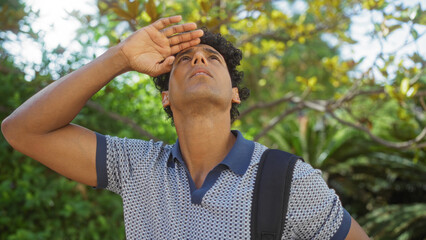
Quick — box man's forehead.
[176,44,222,58]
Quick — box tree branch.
[85,100,159,141]
[241,88,426,119]
[254,104,304,141]
[328,111,426,149]
[239,93,295,118]
[420,96,426,111]
[247,87,426,149]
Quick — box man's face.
[162,44,240,115]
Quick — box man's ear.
[231,87,241,104]
[161,91,170,107]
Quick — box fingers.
[170,38,201,55]
[161,22,198,37]
[152,15,182,30]
[168,29,204,46]
[149,16,204,71]
[152,56,175,77]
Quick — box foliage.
[1,0,425,239]
[360,203,426,239]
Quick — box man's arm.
[346,217,370,239]
[1,16,203,187]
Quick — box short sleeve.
[282,160,351,239]
[95,133,166,195]
[95,133,108,189]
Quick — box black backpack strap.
[251,149,301,240]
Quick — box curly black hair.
[153,27,250,124]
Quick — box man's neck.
[174,112,236,189]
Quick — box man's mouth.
[193,72,209,76]
[190,68,213,78]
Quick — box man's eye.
[180,56,191,62]
[209,55,219,61]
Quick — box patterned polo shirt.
[95,130,351,239]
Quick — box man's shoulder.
[251,144,320,185]
[250,143,305,166]
[104,134,173,150]
[248,141,268,165]
[100,134,174,165]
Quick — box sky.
[4,0,97,80]
[278,0,425,82]
[342,0,425,79]
[5,0,426,81]
[27,0,97,50]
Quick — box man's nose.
[191,52,207,66]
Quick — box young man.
[2,16,369,239]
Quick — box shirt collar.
[168,130,254,176]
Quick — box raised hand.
[118,15,203,76]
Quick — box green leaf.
[410,28,418,39]
[400,78,410,95]
[385,85,396,98]
[406,83,419,98]
[387,24,401,34]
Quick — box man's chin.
[185,82,216,96]
[182,90,229,107]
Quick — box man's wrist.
[103,45,132,75]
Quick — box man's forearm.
[2,46,129,141]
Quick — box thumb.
[154,56,175,76]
